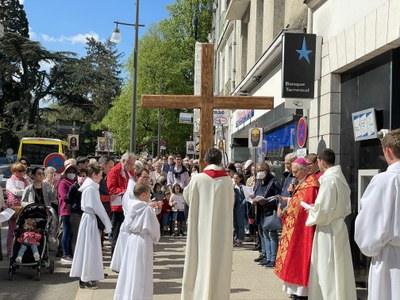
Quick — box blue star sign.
[296,37,312,64]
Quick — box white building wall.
[308,0,400,156]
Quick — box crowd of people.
[1,129,400,299]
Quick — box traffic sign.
[44,153,66,174]
[297,117,307,148]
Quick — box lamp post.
[110,0,144,153]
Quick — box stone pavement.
[76,236,289,300]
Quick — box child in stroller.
[16,218,42,263]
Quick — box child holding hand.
[16,218,42,263]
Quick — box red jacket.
[17,231,42,246]
[106,162,134,212]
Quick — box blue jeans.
[18,243,38,258]
[233,204,245,241]
[61,215,72,257]
[263,227,279,262]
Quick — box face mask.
[256,171,266,180]
[67,173,76,180]
[77,176,86,186]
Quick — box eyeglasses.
[292,169,301,174]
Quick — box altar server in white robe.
[181,148,234,300]
[355,128,400,300]
[110,177,135,272]
[70,163,112,289]
[114,183,160,300]
[111,168,152,272]
[306,148,357,300]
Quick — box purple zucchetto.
[293,158,308,166]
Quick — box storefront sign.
[282,33,316,99]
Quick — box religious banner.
[186,141,195,155]
[67,134,79,151]
[249,127,263,148]
[282,32,316,99]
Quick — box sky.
[22,0,175,62]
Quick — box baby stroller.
[8,203,56,280]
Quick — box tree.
[0,0,29,37]
[101,0,212,156]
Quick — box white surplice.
[110,179,136,272]
[181,164,234,300]
[306,165,357,300]
[70,177,112,282]
[355,161,400,300]
[113,199,160,300]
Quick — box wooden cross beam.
[141,43,274,170]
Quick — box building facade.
[209,0,400,294]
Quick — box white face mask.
[67,173,76,180]
[256,171,266,180]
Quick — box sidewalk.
[75,236,288,300]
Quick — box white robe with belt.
[181,164,234,300]
[70,177,112,282]
[113,199,160,300]
[306,165,357,300]
[355,161,400,300]
[110,179,136,272]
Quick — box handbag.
[262,209,282,231]
[96,215,105,231]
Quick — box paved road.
[1,223,288,300]
[76,236,288,300]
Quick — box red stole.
[274,174,319,287]
[203,169,228,179]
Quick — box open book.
[242,186,265,204]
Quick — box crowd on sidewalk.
[2,130,400,300]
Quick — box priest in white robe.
[355,128,400,300]
[114,184,160,300]
[70,163,112,288]
[181,148,234,300]
[306,148,357,300]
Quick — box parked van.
[18,137,68,166]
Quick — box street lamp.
[110,0,144,153]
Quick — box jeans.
[263,227,279,262]
[61,215,72,257]
[233,204,246,241]
[259,214,279,262]
[17,243,39,258]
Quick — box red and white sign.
[297,117,307,148]
[44,153,66,174]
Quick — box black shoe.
[259,259,270,266]
[254,255,265,262]
[79,280,98,289]
[264,261,275,267]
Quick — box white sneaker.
[16,256,22,264]
[33,252,40,261]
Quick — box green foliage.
[101,0,212,156]
[0,0,29,37]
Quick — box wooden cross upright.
[141,43,274,170]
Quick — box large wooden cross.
[141,43,274,170]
